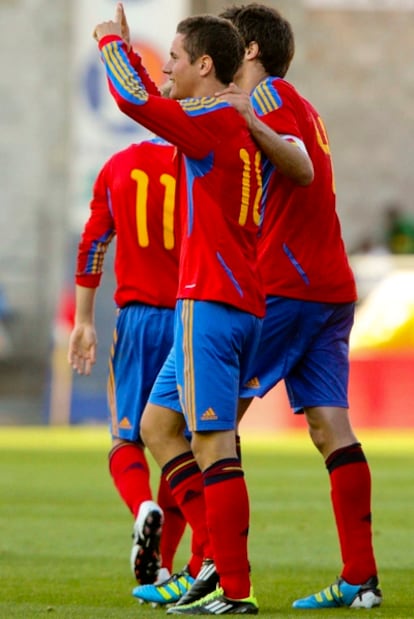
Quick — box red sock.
[163,451,211,577]
[157,472,187,573]
[109,443,152,518]
[203,458,251,599]
[327,443,378,584]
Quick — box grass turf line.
[0,427,413,618]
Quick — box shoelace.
[317,581,344,606]
[162,569,190,586]
[180,586,224,608]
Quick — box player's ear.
[199,55,213,76]
[246,41,260,60]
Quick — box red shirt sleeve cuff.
[98,34,123,50]
[75,274,102,288]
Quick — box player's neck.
[193,76,227,99]
[237,63,268,94]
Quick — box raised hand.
[93,2,124,43]
[117,2,131,49]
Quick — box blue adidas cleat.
[133,566,195,606]
[292,575,382,609]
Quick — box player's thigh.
[148,345,182,413]
[140,400,188,467]
[305,405,356,437]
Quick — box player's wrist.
[98,34,123,50]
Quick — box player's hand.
[67,324,97,376]
[215,83,255,128]
[117,2,131,50]
[93,2,124,43]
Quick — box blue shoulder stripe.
[251,77,282,116]
[147,136,172,147]
[101,41,148,105]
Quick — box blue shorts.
[149,299,263,432]
[108,303,174,441]
[239,297,355,412]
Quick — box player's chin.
[170,81,189,101]
[169,83,180,100]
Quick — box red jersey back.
[76,137,180,309]
[252,77,357,303]
[99,37,265,318]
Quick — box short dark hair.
[176,15,244,85]
[220,3,294,78]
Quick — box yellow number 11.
[130,169,176,250]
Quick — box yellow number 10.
[239,148,262,226]
[313,116,336,195]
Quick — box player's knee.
[308,425,327,454]
[191,430,237,471]
[140,406,161,449]
[305,406,355,456]
[305,412,332,455]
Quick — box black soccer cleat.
[175,558,220,606]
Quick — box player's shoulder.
[103,143,137,166]
[144,135,174,148]
[252,76,321,120]
[134,136,175,155]
[108,137,174,164]
[251,76,299,112]
[179,96,230,117]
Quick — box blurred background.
[1,0,414,429]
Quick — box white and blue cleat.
[292,575,382,609]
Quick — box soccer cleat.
[166,587,259,615]
[132,566,195,606]
[292,575,382,609]
[130,500,164,584]
[155,567,171,584]
[175,558,219,606]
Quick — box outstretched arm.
[217,83,314,186]
[93,7,218,159]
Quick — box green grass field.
[0,427,413,618]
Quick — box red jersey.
[252,77,357,303]
[76,137,180,309]
[98,37,265,318]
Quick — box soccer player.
[67,136,191,586]
[214,3,381,610]
[93,4,265,615]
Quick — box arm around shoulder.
[249,114,314,186]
